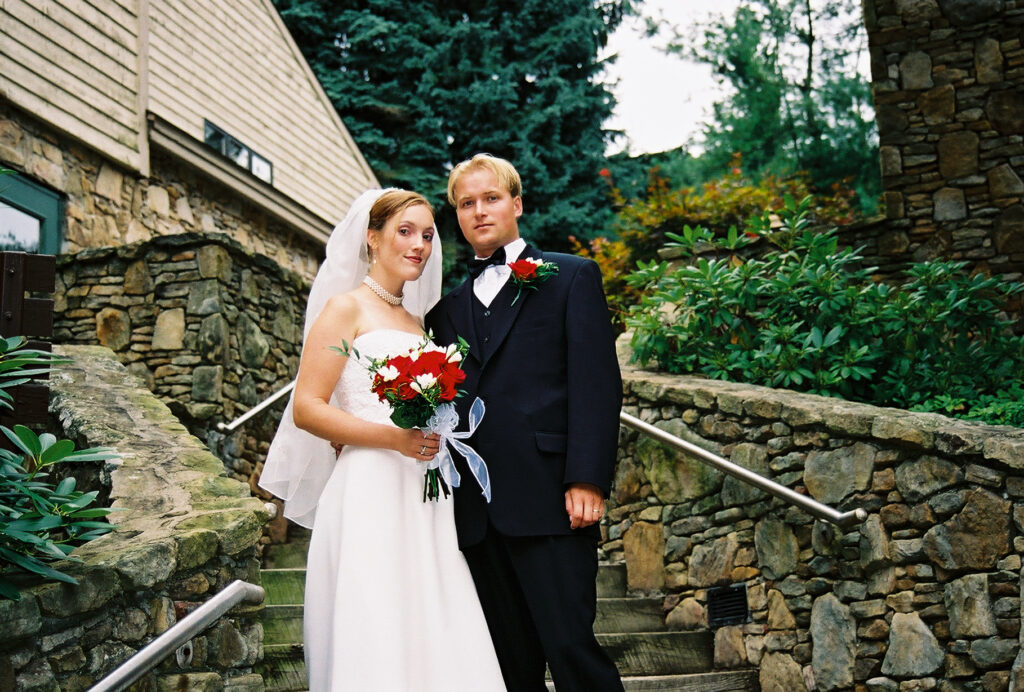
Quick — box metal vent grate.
[707,584,750,628]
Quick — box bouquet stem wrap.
[424,397,491,502]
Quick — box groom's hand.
[565,483,604,529]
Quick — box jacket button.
[483,310,491,317]
[483,336,489,342]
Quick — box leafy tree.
[273,0,636,252]
[664,0,880,213]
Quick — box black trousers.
[462,524,624,692]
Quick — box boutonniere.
[507,258,558,306]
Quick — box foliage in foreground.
[624,197,1024,427]
[0,337,118,600]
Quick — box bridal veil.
[259,188,443,527]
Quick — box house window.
[0,173,62,254]
[204,121,273,184]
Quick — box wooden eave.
[147,112,332,246]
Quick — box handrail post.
[88,580,265,692]
[619,411,866,528]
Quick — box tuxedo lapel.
[478,244,542,371]
[446,279,482,365]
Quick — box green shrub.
[576,162,861,332]
[625,196,1024,426]
[0,337,118,600]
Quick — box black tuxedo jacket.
[425,244,622,547]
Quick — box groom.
[426,154,624,691]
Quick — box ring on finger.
[420,445,426,455]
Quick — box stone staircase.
[257,541,757,691]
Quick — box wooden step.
[261,568,306,606]
[258,644,306,692]
[547,670,760,691]
[262,604,303,647]
[595,597,666,633]
[262,564,641,610]
[599,631,713,677]
[262,537,310,569]
[263,630,713,681]
[597,562,627,598]
[261,596,666,648]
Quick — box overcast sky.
[602,0,741,155]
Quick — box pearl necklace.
[363,275,403,305]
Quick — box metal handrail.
[216,380,295,432]
[620,411,866,528]
[216,385,865,528]
[88,580,265,692]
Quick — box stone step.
[263,630,713,683]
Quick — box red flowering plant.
[508,258,559,305]
[335,334,491,502]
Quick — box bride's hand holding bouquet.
[337,334,490,502]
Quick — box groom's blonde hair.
[447,154,522,206]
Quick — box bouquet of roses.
[336,334,491,502]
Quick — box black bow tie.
[468,247,507,279]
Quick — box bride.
[259,189,505,691]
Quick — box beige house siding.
[0,0,143,170]
[146,0,376,224]
[1,0,375,228]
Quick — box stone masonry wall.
[52,232,307,522]
[859,0,1024,282]
[0,345,270,691]
[602,363,1024,691]
[0,101,323,280]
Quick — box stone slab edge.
[0,344,270,628]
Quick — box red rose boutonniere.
[507,258,558,306]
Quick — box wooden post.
[0,252,56,427]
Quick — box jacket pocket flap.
[535,431,568,453]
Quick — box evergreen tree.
[274,0,635,251]
[667,0,880,213]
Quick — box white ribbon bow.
[425,397,491,502]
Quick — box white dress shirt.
[473,237,526,307]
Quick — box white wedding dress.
[303,328,505,691]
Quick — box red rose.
[508,259,539,281]
[409,350,447,377]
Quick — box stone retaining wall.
[862,0,1024,283]
[603,363,1024,691]
[52,232,307,510]
[0,345,270,691]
